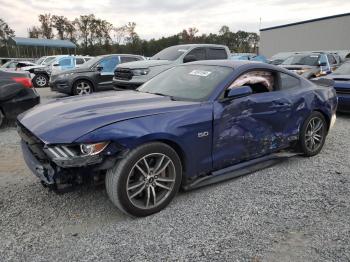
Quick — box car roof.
[172,44,227,48]
[186,60,295,74]
[186,60,261,68]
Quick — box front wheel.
[299,111,327,157]
[33,74,48,87]
[0,109,5,128]
[73,80,93,95]
[105,142,182,217]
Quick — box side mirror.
[226,86,252,99]
[96,65,103,71]
[183,55,197,63]
[319,61,327,67]
[53,63,59,67]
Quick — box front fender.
[75,105,213,177]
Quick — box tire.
[105,142,182,217]
[0,109,5,128]
[33,74,48,88]
[299,111,327,157]
[73,80,93,95]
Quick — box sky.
[1,0,350,40]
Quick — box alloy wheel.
[76,81,92,95]
[305,116,325,152]
[36,75,47,87]
[126,153,176,210]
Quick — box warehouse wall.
[260,15,350,58]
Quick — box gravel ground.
[0,88,349,261]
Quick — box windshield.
[282,54,320,66]
[36,57,46,64]
[151,45,191,61]
[42,56,56,65]
[1,61,13,68]
[333,62,350,75]
[138,65,233,101]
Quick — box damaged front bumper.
[21,140,56,184]
[18,123,125,187]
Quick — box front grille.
[114,68,133,80]
[17,122,48,163]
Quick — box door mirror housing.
[96,65,103,72]
[183,55,197,63]
[226,86,253,99]
[52,63,59,67]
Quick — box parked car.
[0,69,40,127]
[0,60,37,71]
[26,55,92,88]
[49,54,145,95]
[113,44,230,90]
[279,52,341,79]
[35,56,57,66]
[230,53,268,63]
[17,60,337,217]
[320,61,350,112]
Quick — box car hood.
[117,59,173,69]
[22,65,46,71]
[326,74,350,81]
[18,91,199,144]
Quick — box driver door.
[96,56,120,90]
[212,70,293,170]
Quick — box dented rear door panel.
[212,90,302,170]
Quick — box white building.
[259,13,350,59]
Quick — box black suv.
[50,54,145,95]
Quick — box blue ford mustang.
[17,60,337,217]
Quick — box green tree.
[38,14,54,39]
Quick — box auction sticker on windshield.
[189,70,212,77]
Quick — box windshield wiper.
[153,92,177,101]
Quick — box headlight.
[132,68,149,76]
[80,142,109,156]
[44,141,110,168]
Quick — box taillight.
[12,77,33,88]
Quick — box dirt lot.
[0,88,349,261]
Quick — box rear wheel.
[73,80,93,95]
[33,74,48,87]
[299,111,327,156]
[105,142,182,217]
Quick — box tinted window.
[76,58,85,65]
[327,55,336,65]
[59,58,72,66]
[280,73,300,90]
[207,48,227,59]
[138,65,233,101]
[185,48,206,61]
[282,54,319,66]
[100,57,119,72]
[120,56,141,63]
[151,45,191,61]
